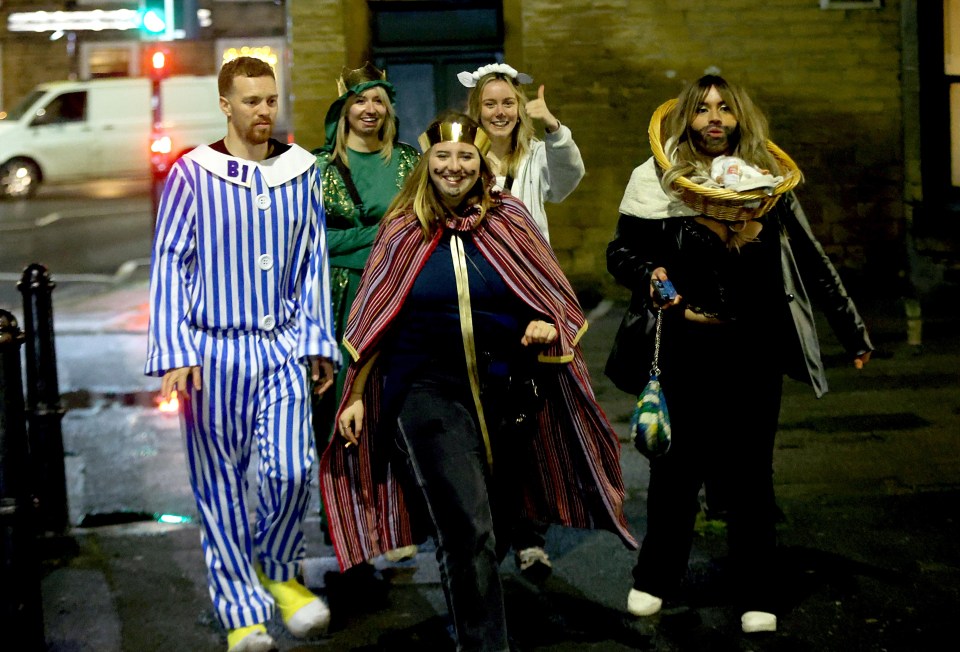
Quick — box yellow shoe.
[256,568,330,638]
[226,624,276,652]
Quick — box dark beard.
[691,125,739,156]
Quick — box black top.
[209,138,290,159]
[378,229,533,415]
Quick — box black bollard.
[0,310,45,647]
[18,264,69,536]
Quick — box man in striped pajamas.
[145,57,340,652]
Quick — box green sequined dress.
[314,143,420,437]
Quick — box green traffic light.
[141,9,167,34]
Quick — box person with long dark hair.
[607,75,873,634]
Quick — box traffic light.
[146,48,170,80]
[139,1,199,40]
[140,0,167,36]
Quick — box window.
[31,91,87,126]
[82,43,138,78]
[383,57,500,146]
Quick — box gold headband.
[418,121,491,156]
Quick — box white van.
[0,76,225,199]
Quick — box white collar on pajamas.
[184,142,316,187]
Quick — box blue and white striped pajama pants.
[181,322,314,629]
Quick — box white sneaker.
[227,628,277,652]
[516,546,551,571]
[741,610,777,633]
[627,588,663,616]
[515,546,553,582]
[285,598,331,638]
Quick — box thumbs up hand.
[525,84,561,133]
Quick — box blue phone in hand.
[653,279,677,303]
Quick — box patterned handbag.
[629,308,672,459]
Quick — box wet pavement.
[12,269,960,651]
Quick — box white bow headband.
[456,63,533,88]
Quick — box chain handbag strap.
[650,308,663,376]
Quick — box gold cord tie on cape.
[450,234,494,467]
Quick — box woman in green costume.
[313,63,420,552]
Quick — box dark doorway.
[369,1,504,146]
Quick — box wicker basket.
[648,98,802,221]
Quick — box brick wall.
[287,0,351,151]
[289,1,905,296]
[1,0,74,110]
[2,38,72,110]
[515,0,904,294]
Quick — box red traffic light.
[146,48,170,80]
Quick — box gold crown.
[418,121,491,155]
[336,62,387,96]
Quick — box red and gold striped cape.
[319,193,638,570]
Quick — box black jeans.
[395,375,517,652]
[632,321,783,613]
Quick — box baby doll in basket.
[705,156,783,193]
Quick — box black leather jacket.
[605,193,873,397]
